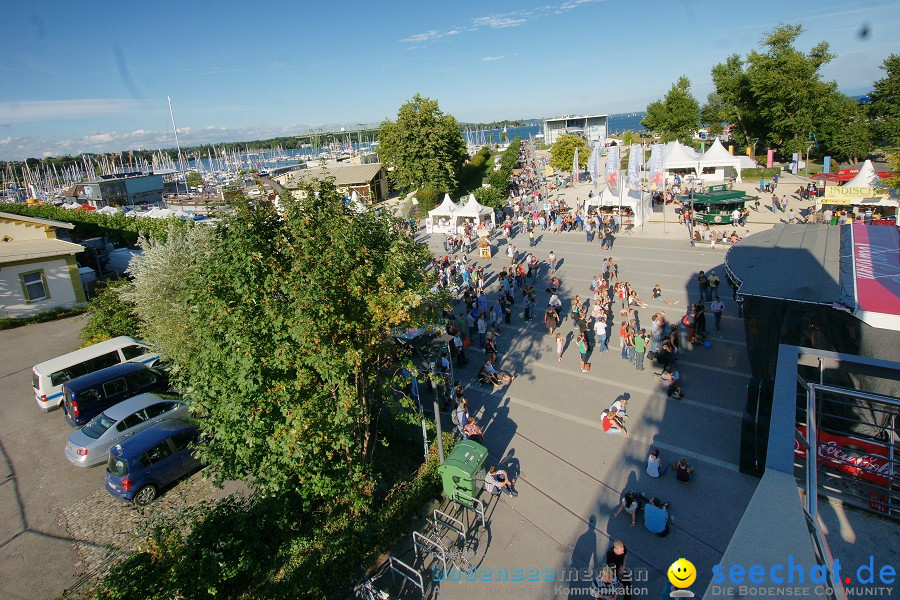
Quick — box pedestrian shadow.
[568,515,599,600]
[498,448,521,481]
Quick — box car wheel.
[134,485,158,506]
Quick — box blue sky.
[1,0,898,160]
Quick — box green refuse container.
[438,440,488,499]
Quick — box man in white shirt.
[710,296,725,331]
[594,317,607,352]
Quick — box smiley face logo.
[668,558,697,588]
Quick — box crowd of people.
[423,141,721,599]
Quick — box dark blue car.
[105,419,201,505]
[62,362,169,428]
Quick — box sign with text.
[824,186,888,200]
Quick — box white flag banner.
[626,145,642,190]
[605,145,619,193]
[587,145,599,185]
[572,147,579,184]
[648,144,665,190]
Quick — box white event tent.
[844,160,880,187]
[425,194,460,234]
[589,187,653,227]
[456,194,497,231]
[699,138,743,182]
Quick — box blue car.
[105,419,201,505]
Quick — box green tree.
[886,153,900,193]
[641,76,700,143]
[700,92,727,136]
[127,183,439,507]
[549,134,590,172]
[377,94,467,192]
[868,54,900,146]
[622,130,635,147]
[79,279,141,346]
[709,55,762,148]
[473,185,504,209]
[186,171,203,188]
[819,94,874,164]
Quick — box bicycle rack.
[433,508,466,544]
[412,530,447,575]
[388,555,424,594]
[453,490,486,529]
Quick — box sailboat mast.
[167,95,186,195]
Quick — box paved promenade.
[406,213,764,599]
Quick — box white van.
[32,336,160,412]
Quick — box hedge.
[740,168,782,179]
[0,306,87,330]
[0,203,193,245]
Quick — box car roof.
[111,419,197,458]
[102,392,175,420]
[63,361,151,390]
[33,336,146,374]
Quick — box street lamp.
[749,138,759,163]
[805,141,816,180]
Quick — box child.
[556,333,564,362]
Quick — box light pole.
[805,141,815,180]
[749,138,758,163]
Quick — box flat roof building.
[66,172,165,208]
[542,114,608,145]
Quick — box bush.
[0,306,87,331]
[412,186,442,216]
[741,167,781,179]
[0,203,193,245]
[90,433,456,600]
[474,186,505,209]
[79,278,141,346]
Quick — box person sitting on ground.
[651,284,679,305]
[646,448,666,478]
[484,466,517,496]
[546,277,561,294]
[660,366,683,398]
[644,497,672,537]
[628,290,648,309]
[671,457,694,484]
[463,416,484,444]
[614,491,647,528]
[477,365,496,386]
[601,405,627,435]
[484,358,516,384]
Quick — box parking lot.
[0,317,243,599]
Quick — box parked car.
[65,393,189,467]
[32,336,159,412]
[105,419,202,505]
[61,362,169,427]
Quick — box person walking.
[578,332,589,372]
[556,332,564,362]
[549,250,557,274]
[697,271,709,304]
[710,296,725,331]
[544,305,560,336]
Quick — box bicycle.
[354,571,389,600]
[427,519,474,575]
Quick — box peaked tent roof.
[427,193,460,217]
[844,159,880,188]
[663,141,701,169]
[455,194,493,217]
[701,139,742,166]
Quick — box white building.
[0,212,86,317]
[542,114,609,145]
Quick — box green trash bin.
[438,440,488,499]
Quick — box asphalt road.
[0,316,99,600]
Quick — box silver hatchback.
[64,393,189,467]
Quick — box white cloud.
[482,54,517,62]
[400,30,440,43]
[472,15,527,29]
[0,99,154,123]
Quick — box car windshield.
[81,412,117,439]
[107,455,128,477]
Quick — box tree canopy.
[377,94,468,192]
[869,53,900,146]
[124,183,439,508]
[641,76,700,143]
[549,134,590,172]
[705,23,875,161]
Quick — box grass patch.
[0,306,87,331]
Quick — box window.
[170,431,197,451]
[140,442,174,467]
[127,370,158,389]
[51,362,89,387]
[121,345,147,360]
[144,402,177,419]
[116,409,147,432]
[107,455,129,477]
[87,352,121,372]
[20,270,49,303]
[102,378,127,398]
[82,413,117,439]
